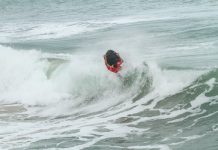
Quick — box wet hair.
[105,50,119,67]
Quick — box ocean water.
[0,0,218,149]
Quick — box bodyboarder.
[104,50,123,73]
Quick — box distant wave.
[0,15,176,42]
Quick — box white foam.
[128,145,171,150]
[0,45,62,105]
[190,94,209,108]
[0,23,99,41]
[0,45,128,115]
[0,15,174,41]
[149,62,204,97]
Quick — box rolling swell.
[155,68,218,109]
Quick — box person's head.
[105,50,119,68]
[106,49,115,56]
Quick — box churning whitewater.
[0,0,218,150]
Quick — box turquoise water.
[0,0,218,149]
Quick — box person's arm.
[104,55,109,67]
[104,55,114,70]
[120,57,124,63]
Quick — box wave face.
[1,0,218,150]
